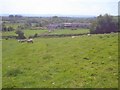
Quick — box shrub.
[34,33,38,38]
[15,30,26,39]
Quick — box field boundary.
[2,33,89,39]
[36,33,89,38]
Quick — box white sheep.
[87,34,91,36]
[18,39,26,43]
[27,39,33,43]
[71,36,75,38]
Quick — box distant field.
[2,29,90,37]
[2,33,118,88]
[49,29,89,35]
[1,31,17,36]
[1,30,48,37]
[5,23,20,29]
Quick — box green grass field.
[49,29,89,35]
[1,30,48,37]
[2,33,118,88]
[5,23,20,29]
[2,29,90,37]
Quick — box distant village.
[1,15,93,32]
[31,22,91,32]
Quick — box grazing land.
[2,30,48,37]
[48,29,89,35]
[2,29,90,37]
[2,32,118,88]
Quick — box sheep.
[71,36,78,38]
[87,34,91,36]
[27,39,33,43]
[18,39,26,43]
[17,39,33,43]
[71,36,75,38]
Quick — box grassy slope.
[2,33,118,88]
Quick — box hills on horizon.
[0,14,96,18]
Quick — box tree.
[52,16,58,18]
[15,15,22,18]
[15,30,26,39]
[2,24,14,32]
[17,25,25,30]
[9,15,14,18]
[90,14,118,34]
[8,26,14,31]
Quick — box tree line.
[2,24,14,31]
[2,15,95,29]
[2,14,118,34]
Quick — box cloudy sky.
[0,0,119,16]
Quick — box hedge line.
[2,33,89,39]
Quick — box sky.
[0,0,119,16]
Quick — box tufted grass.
[2,33,118,88]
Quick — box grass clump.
[5,68,23,77]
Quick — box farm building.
[63,23,91,29]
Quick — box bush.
[34,33,38,38]
[15,30,26,39]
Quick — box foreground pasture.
[2,33,118,88]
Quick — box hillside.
[2,33,118,88]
